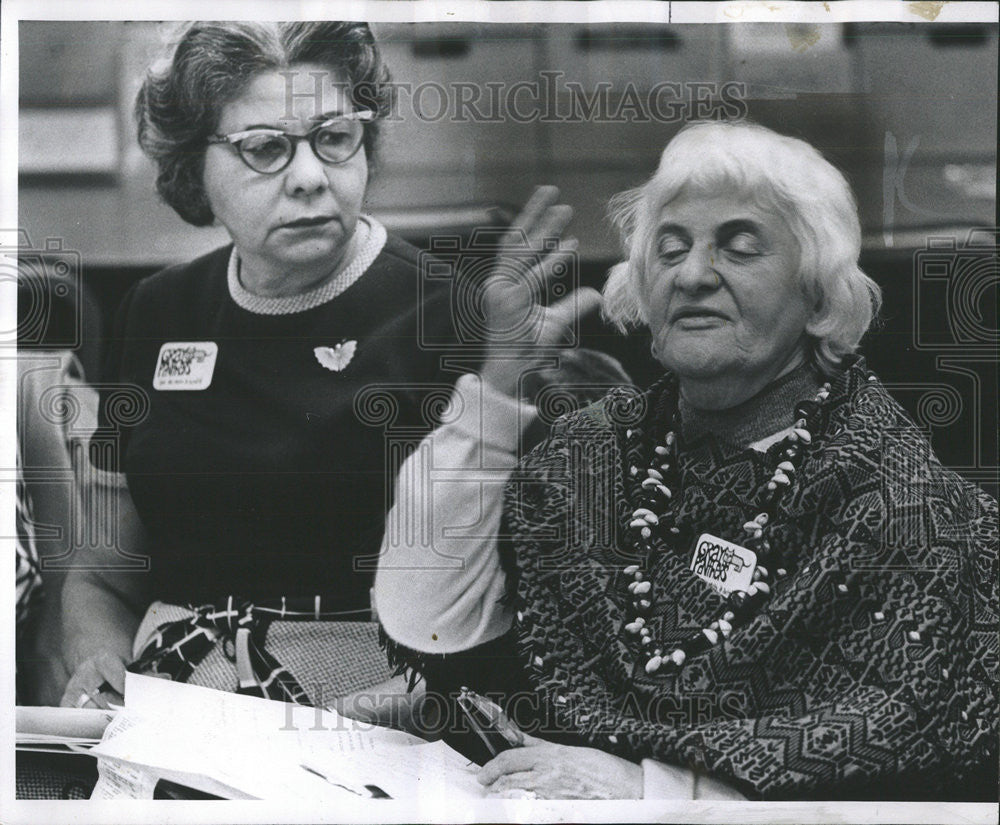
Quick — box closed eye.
[724,231,763,258]
[657,236,689,263]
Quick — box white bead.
[630,466,639,476]
[908,631,921,642]
[743,520,762,533]
[554,695,567,705]
[633,581,651,595]
[633,507,656,520]
[646,468,664,481]
[776,568,787,577]
[630,518,648,529]
[608,735,618,744]
[624,565,640,575]
[625,621,643,634]
[641,477,660,489]
[837,583,848,593]
[533,655,544,667]
[654,445,669,456]
[645,655,662,674]
[755,565,768,578]
[718,619,732,635]
[747,584,758,596]
[772,471,791,485]
[873,611,885,621]
[722,612,735,622]
[670,649,686,666]
[755,581,770,594]
[702,628,719,645]
[793,428,812,443]
[657,485,672,498]
[777,461,795,473]
[641,527,652,539]
[517,611,524,621]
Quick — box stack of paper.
[15,706,115,755]
[86,672,487,801]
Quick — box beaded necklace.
[620,376,832,676]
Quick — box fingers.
[477,747,542,785]
[485,772,539,798]
[504,186,573,252]
[59,652,128,709]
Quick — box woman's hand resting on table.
[479,186,603,400]
[478,732,643,799]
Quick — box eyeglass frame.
[206,110,376,174]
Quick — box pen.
[299,763,391,799]
[96,681,125,706]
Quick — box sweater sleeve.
[374,374,537,654]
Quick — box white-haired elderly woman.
[374,121,998,800]
[55,20,583,713]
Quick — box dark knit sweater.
[498,357,997,800]
[94,235,463,606]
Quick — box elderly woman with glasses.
[54,21,582,712]
[374,121,998,800]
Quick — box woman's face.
[202,63,368,291]
[642,187,813,406]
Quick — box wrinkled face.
[202,63,368,285]
[643,187,812,394]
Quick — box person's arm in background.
[17,350,151,707]
[58,476,150,708]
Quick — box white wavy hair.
[602,121,881,375]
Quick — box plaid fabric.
[131,599,393,704]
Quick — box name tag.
[153,342,218,391]
[690,533,757,595]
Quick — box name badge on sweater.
[690,533,757,595]
[153,342,218,390]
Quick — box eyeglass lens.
[238,120,364,173]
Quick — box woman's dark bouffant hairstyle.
[135,21,392,226]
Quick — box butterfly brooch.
[313,340,357,373]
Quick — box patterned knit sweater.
[502,357,997,800]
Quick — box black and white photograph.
[2,1,997,822]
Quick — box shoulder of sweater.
[129,244,232,309]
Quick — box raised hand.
[479,186,602,399]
